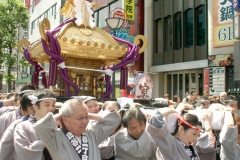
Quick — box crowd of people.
[0,85,239,160]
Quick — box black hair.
[102,101,121,111]
[191,91,197,95]
[172,113,201,136]
[224,95,237,104]
[14,93,18,102]
[200,96,209,106]
[20,91,35,112]
[19,85,36,97]
[32,90,56,109]
[122,107,146,128]
[152,100,168,108]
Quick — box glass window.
[179,74,183,98]
[52,4,56,15]
[173,74,178,97]
[44,12,48,18]
[98,7,108,28]
[167,74,172,99]
[48,8,52,17]
[185,73,189,95]
[32,21,35,30]
[164,16,172,51]
[156,19,163,53]
[174,12,182,50]
[184,9,193,48]
[195,5,205,46]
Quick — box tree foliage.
[0,0,29,91]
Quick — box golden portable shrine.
[18,0,148,98]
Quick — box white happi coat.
[0,119,22,160]
[146,110,200,160]
[34,111,121,160]
[14,118,44,160]
[0,107,21,138]
[195,132,216,160]
[114,128,157,160]
[99,125,124,159]
[219,125,238,160]
[0,106,16,116]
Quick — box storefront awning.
[15,77,31,83]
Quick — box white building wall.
[29,0,62,43]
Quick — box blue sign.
[110,28,129,40]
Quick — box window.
[164,16,172,51]
[156,19,163,53]
[184,9,193,48]
[32,21,35,30]
[44,11,48,18]
[48,8,52,17]
[174,12,182,50]
[52,5,56,16]
[195,5,205,46]
[24,30,28,39]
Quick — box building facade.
[148,0,207,99]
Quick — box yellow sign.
[124,0,135,21]
[212,0,235,47]
[213,24,236,47]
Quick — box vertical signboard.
[134,72,153,100]
[209,67,225,95]
[212,0,235,47]
[124,0,135,20]
[204,68,210,96]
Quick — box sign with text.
[124,0,135,20]
[134,72,153,100]
[209,67,225,95]
[110,28,129,40]
[212,0,235,47]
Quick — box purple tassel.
[120,67,128,89]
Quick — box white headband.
[201,100,210,102]
[19,90,35,95]
[28,95,56,104]
[224,100,238,103]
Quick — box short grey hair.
[59,99,83,117]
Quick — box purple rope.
[23,49,48,88]
[101,35,141,98]
[42,37,78,97]
[40,18,79,96]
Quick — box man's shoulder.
[115,128,127,138]
[0,110,15,121]
[15,120,32,130]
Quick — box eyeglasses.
[67,116,89,121]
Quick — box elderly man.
[34,99,121,160]
[220,92,227,104]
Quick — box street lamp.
[105,17,124,98]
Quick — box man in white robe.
[34,98,121,160]
[0,91,37,160]
[114,107,158,160]
[98,101,124,160]
[0,85,35,138]
[14,90,56,160]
